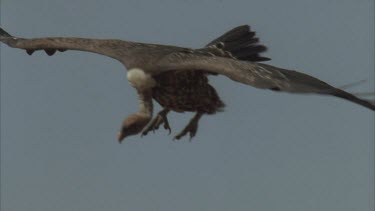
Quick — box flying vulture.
[1,25,373,142]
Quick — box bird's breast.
[151,70,225,114]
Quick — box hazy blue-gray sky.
[1,1,374,211]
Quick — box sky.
[0,0,374,211]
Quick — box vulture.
[0,25,374,142]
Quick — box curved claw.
[173,112,202,141]
[163,117,171,134]
[141,109,171,136]
[173,127,197,141]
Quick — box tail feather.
[205,25,270,62]
[221,32,258,51]
[205,25,251,47]
[232,45,268,60]
[332,88,375,111]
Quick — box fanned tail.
[205,25,270,62]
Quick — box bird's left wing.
[152,51,375,110]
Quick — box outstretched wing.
[152,51,375,110]
[0,27,131,65]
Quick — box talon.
[141,131,148,136]
[189,132,195,141]
[173,112,202,141]
[140,108,171,136]
[173,136,181,141]
[163,120,171,134]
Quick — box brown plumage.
[152,70,225,114]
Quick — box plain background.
[1,0,374,211]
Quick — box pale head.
[117,113,151,142]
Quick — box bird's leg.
[174,112,203,141]
[141,108,171,136]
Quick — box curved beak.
[117,131,126,143]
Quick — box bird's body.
[1,25,374,141]
[152,70,224,114]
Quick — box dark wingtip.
[333,89,375,111]
[26,49,35,55]
[0,27,12,38]
[44,49,56,56]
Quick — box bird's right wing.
[0,27,131,65]
[154,52,331,92]
[152,51,375,110]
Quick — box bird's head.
[117,113,151,143]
